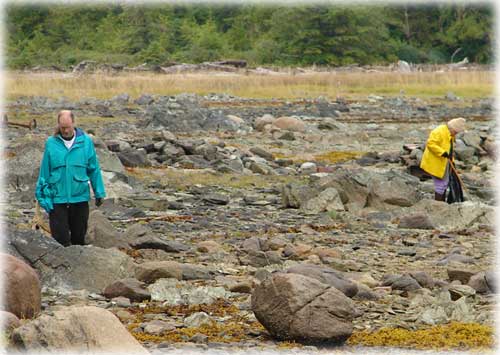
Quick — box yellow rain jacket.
[420,124,454,179]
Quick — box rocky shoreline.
[2,91,496,353]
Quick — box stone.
[250,147,274,161]
[409,271,435,289]
[0,311,21,332]
[390,275,422,292]
[197,241,225,254]
[299,162,317,175]
[273,116,306,132]
[254,114,275,131]
[203,193,230,205]
[229,282,253,294]
[180,264,214,280]
[143,320,176,335]
[286,264,358,298]
[467,272,490,294]
[447,266,478,284]
[86,210,128,248]
[184,312,213,328]
[11,306,148,354]
[301,187,344,214]
[251,273,356,342]
[148,279,230,305]
[103,278,151,302]
[110,93,129,105]
[447,284,476,301]
[111,296,131,307]
[135,261,183,283]
[281,183,318,209]
[0,253,41,319]
[134,94,154,106]
[7,229,134,293]
[117,148,150,167]
[130,235,190,253]
[398,214,434,230]
[484,271,496,293]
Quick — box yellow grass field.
[6,70,495,101]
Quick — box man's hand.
[96,198,103,207]
[441,152,449,158]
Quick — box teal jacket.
[35,128,106,212]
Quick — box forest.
[6,3,494,69]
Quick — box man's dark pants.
[49,202,89,246]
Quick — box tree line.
[6,3,494,69]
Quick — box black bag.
[446,167,464,204]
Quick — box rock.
[96,147,126,174]
[409,200,493,232]
[455,140,476,162]
[117,148,150,167]
[123,223,151,241]
[7,229,134,293]
[467,272,490,294]
[0,253,41,319]
[111,296,131,307]
[398,214,434,230]
[344,272,378,289]
[229,282,253,294]
[390,275,422,292]
[180,264,214,280]
[103,278,151,302]
[190,333,209,344]
[143,320,176,335]
[130,235,190,253]
[86,210,128,248]
[251,273,356,342]
[135,94,154,105]
[241,237,262,253]
[278,131,296,141]
[248,161,274,175]
[11,306,148,354]
[148,279,230,305]
[135,261,183,283]
[254,114,275,131]
[447,284,476,301]
[299,162,317,175]
[447,266,478,284]
[6,136,45,191]
[197,241,225,254]
[0,311,21,332]
[301,187,344,214]
[484,271,496,293]
[250,147,274,161]
[462,131,482,152]
[409,271,435,289]
[273,116,306,132]
[281,183,318,209]
[286,264,358,298]
[184,312,213,328]
[203,193,230,205]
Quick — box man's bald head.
[57,110,75,138]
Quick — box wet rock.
[286,264,358,298]
[11,305,148,353]
[103,278,151,302]
[0,253,41,319]
[251,273,356,343]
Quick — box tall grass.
[5,70,494,100]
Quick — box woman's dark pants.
[49,202,89,246]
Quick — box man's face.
[58,114,75,139]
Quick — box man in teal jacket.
[35,110,106,246]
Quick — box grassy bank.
[6,70,494,101]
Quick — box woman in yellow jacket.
[420,117,466,201]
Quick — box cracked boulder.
[7,228,134,293]
[251,273,357,343]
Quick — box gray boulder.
[7,229,134,293]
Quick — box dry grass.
[6,70,494,101]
